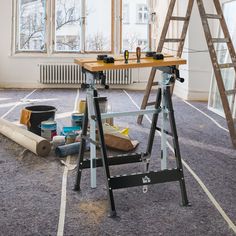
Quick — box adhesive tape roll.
[77,99,86,114]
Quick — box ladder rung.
[170,16,189,21]
[225,89,236,95]
[152,82,159,86]
[212,38,229,43]
[205,14,222,19]
[147,102,156,106]
[164,38,184,43]
[219,63,235,69]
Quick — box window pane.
[17,0,46,51]
[122,0,150,52]
[55,0,81,52]
[85,0,112,52]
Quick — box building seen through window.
[122,0,150,52]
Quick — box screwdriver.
[136,47,141,63]
[124,50,129,64]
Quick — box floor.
[0,88,235,236]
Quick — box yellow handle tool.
[124,50,129,64]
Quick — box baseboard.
[0,82,149,91]
[174,84,209,101]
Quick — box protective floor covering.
[0,88,235,236]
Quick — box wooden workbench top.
[74,53,173,67]
[74,56,186,72]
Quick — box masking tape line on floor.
[123,89,236,234]
[57,155,71,236]
[1,89,37,119]
[183,100,229,133]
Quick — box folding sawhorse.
[74,56,190,217]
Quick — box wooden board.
[74,53,173,67]
[75,57,186,72]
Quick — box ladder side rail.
[177,0,195,57]
[157,0,177,52]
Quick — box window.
[14,0,151,54]
[136,4,148,24]
[121,0,150,52]
[16,0,46,52]
[14,0,113,54]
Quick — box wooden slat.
[205,14,222,19]
[170,16,188,21]
[219,63,235,69]
[225,89,236,95]
[212,38,229,43]
[164,38,184,43]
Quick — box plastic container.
[41,120,57,141]
[25,105,56,135]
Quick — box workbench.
[74,55,190,216]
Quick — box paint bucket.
[71,113,84,128]
[41,120,57,141]
[25,105,57,135]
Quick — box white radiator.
[39,63,133,85]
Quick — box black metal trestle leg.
[74,102,89,191]
[165,85,190,206]
[93,97,117,217]
[73,73,190,215]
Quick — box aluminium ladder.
[138,0,236,148]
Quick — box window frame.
[12,0,114,56]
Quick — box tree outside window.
[55,0,81,52]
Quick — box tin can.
[41,120,57,141]
[71,113,83,128]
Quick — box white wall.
[0,0,217,102]
[174,0,214,100]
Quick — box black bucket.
[25,105,57,135]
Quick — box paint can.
[71,113,83,128]
[41,120,57,141]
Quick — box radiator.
[39,63,133,85]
